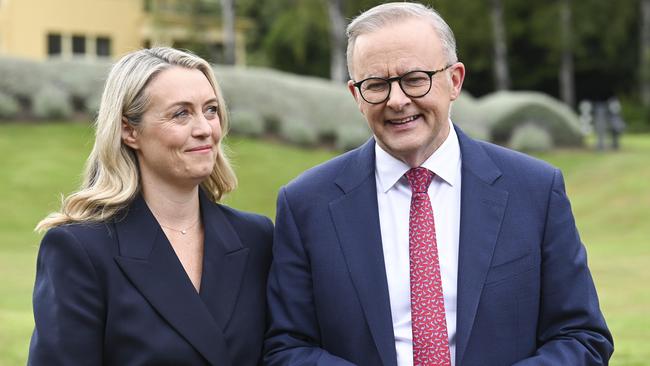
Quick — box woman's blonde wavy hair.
[36,47,237,232]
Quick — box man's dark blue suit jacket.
[29,190,273,365]
[265,126,613,365]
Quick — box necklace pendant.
[181,230,187,235]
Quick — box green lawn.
[1,123,648,365]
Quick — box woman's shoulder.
[41,221,117,260]
[209,203,273,245]
[218,204,272,227]
[44,221,114,242]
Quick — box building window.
[72,35,86,55]
[96,37,111,57]
[47,33,62,56]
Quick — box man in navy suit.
[264,2,613,365]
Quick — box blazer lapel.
[113,194,232,366]
[197,190,249,331]
[329,139,398,366]
[454,127,508,366]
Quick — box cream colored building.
[0,0,246,63]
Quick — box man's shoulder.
[285,141,370,192]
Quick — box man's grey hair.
[346,2,458,79]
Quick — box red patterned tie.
[405,167,451,366]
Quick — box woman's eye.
[204,105,218,119]
[173,109,190,119]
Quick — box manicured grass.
[1,123,648,365]
[537,135,650,365]
[0,122,336,365]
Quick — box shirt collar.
[375,120,461,193]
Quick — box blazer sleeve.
[264,188,356,366]
[514,169,614,365]
[28,226,105,366]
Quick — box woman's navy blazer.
[29,191,273,365]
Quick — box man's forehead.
[351,24,444,79]
[356,61,430,79]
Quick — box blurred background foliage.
[230,0,649,132]
[2,0,650,133]
[0,58,586,152]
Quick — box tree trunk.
[326,0,348,82]
[220,0,236,65]
[559,0,575,107]
[641,0,650,107]
[489,0,510,90]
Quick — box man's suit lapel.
[113,194,235,366]
[454,127,508,366]
[329,139,398,366]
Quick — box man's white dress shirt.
[375,121,462,366]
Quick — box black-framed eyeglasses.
[352,64,453,104]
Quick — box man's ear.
[448,62,466,101]
[121,117,139,150]
[347,80,363,111]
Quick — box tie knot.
[405,167,434,194]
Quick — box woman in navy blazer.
[28,47,273,366]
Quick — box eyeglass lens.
[359,70,432,104]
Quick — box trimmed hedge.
[0,57,44,100]
[0,57,584,151]
[0,91,20,119]
[214,65,370,150]
[450,91,489,141]
[32,84,73,120]
[46,59,110,114]
[229,109,265,137]
[477,91,584,147]
[509,123,554,152]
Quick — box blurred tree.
[489,0,511,90]
[641,0,650,108]
[432,0,494,96]
[559,0,575,107]
[256,0,331,77]
[236,0,644,129]
[220,0,236,64]
[326,0,348,82]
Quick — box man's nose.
[386,81,410,110]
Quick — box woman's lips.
[186,145,213,152]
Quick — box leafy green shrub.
[85,93,102,117]
[0,57,45,99]
[0,57,587,151]
[46,60,110,113]
[214,65,369,148]
[450,91,489,140]
[619,96,650,133]
[279,118,319,146]
[32,84,73,120]
[230,109,265,136]
[477,91,584,147]
[335,123,372,151]
[509,122,554,152]
[0,91,20,119]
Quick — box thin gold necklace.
[158,216,200,235]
